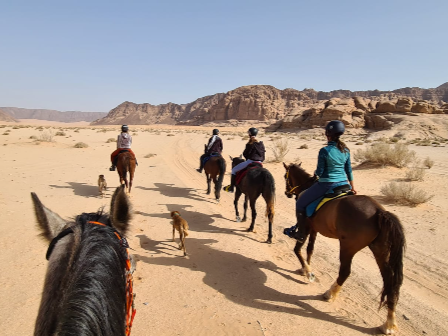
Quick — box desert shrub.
[39,130,54,142]
[423,156,434,169]
[74,129,80,133]
[299,144,308,149]
[381,182,433,206]
[167,134,174,136]
[106,138,116,143]
[132,133,138,136]
[405,167,425,181]
[227,137,234,140]
[74,142,88,148]
[389,137,400,143]
[355,142,364,145]
[12,126,20,129]
[144,153,157,158]
[29,135,38,139]
[270,138,289,162]
[242,135,249,141]
[2,132,9,135]
[55,131,66,136]
[354,143,415,168]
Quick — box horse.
[31,185,136,336]
[229,156,275,243]
[203,150,226,201]
[116,151,136,194]
[283,162,405,335]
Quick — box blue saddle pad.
[202,153,221,164]
[305,182,351,217]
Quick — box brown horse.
[283,162,405,335]
[230,156,275,243]
[117,151,136,194]
[31,185,136,336]
[203,153,226,201]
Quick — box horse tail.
[262,170,275,220]
[216,156,226,191]
[376,209,406,310]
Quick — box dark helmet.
[325,120,345,137]
[121,125,129,132]
[212,129,219,135]
[248,127,258,136]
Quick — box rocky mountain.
[92,83,448,129]
[0,108,17,122]
[1,107,107,123]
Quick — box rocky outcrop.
[1,107,107,123]
[0,108,17,122]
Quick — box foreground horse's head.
[32,185,135,336]
[229,154,244,168]
[282,162,313,198]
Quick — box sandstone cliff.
[1,107,107,123]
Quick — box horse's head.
[283,162,314,198]
[229,154,245,168]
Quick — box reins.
[45,220,136,336]
[285,165,318,196]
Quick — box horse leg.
[370,244,399,334]
[241,195,248,222]
[247,197,258,232]
[234,189,242,222]
[212,175,220,201]
[323,247,357,302]
[206,173,211,195]
[293,239,308,274]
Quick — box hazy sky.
[1,0,447,112]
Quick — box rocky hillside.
[91,83,448,129]
[0,108,17,122]
[1,107,107,123]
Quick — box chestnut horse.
[31,185,136,336]
[230,156,275,243]
[283,162,405,335]
[203,153,226,201]
[117,151,136,194]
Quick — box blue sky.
[1,0,447,112]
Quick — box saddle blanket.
[306,183,353,217]
[202,152,221,165]
[236,162,263,185]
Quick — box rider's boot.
[223,174,236,193]
[196,157,204,173]
[109,165,116,171]
[294,210,308,243]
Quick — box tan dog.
[98,175,107,197]
[170,211,189,256]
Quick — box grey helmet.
[121,125,129,132]
[212,129,219,135]
[325,120,345,137]
[248,127,258,136]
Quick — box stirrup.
[109,166,116,171]
[223,185,234,193]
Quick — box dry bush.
[167,134,175,136]
[299,144,308,149]
[355,142,364,145]
[55,131,66,136]
[381,182,433,206]
[106,138,116,143]
[270,138,289,162]
[144,153,157,158]
[423,156,434,169]
[354,143,415,168]
[29,135,38,139]
[74,142,88,148]
[39,130,54,142]
[2,132,9,135]
[12,126,20,129]
[405,167,425,181]
[389,137,400,143]
[242,135,249,141]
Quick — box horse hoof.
[379,322,397,335]
[266,239,272,244]
[307,272,315,282]
[241,218,247,222]
[236,216,241,222]
[323,290,333,302]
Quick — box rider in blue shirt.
[293,120,357,242]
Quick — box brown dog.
[98,175,107,197]
[170,211,189,256]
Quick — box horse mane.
[291,163,312,179]
[36,212,128,336]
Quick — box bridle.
[46,221,136,336]
[284,165,318,197]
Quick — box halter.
[284,165,318,196]
[46,221,136,336]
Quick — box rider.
[289,120,357,242]
[196,128,223,173]
[223,127,265,193]
[109,125,136,171]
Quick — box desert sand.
[0,120,447,336]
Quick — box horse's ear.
[283,162,288,170]
[229,155,233,161]
[31,192,67,242]
[110,185,132,236]
[239,154,243,159]
[298,162,302,167]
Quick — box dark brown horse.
[283,162,405,335]
[117,151,136,194]
[203,153,226,201]
[230,156,275,243]
[31,185,136,336]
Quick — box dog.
[98,175,107,197]
[170,211,189,256]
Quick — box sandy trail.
[0,124,447,335]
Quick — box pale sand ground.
[0,120,447,336]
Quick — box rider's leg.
[197,154,206,173]
[110,149,120,171]
[223,160,253,192]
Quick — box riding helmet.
[121,125,129,132]
[248,127,258,136]
[325,120,345,137]
[213,129,219,135]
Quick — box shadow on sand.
[49,182,100,198]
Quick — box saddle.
[202,152,221,165]
[306,184,354,217]
[235,162,263,185]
